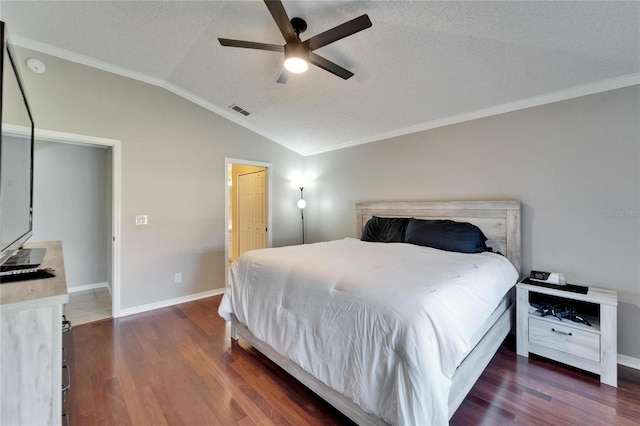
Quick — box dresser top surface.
[0,241,68,307]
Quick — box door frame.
[225,158,272,288]
[9,124,123,317]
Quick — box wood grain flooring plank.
[237,415,259,426]
[201,372,249,424]
[231,353,329,426]
[149,339,224,424]
[477,368,609,425]
[450,393,516,425]
[73,324,106,422]
[142,362,186,426]
[88,373,131,426]
[463,379,569,425]
[176,297,224,337]
[229,338,353,425]
[111,329,168,426]
[174,340,278,425]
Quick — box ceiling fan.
[218,0,372,83]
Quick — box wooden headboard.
[355,200,521,274]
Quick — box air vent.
[229,104,250,116]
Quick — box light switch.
[135,215,148,225]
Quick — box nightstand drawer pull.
[551,328,572,336]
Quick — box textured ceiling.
[2,1,639,155]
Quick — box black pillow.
[361,216,410,243]
[403,218,488,253]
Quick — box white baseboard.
[117,288,226,318]
[618,353,640,370]
[68,282,109,293]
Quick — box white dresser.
[0,241,68,425]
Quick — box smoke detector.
[26,58,46,74]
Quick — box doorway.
[35,141,111,325]
[30,127,122,317]
[225,158,272,287]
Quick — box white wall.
[304,86,640,359]
[14,46,305,311]
[32,141,109,289]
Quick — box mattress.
[219,238,518,425]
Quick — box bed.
[219,200,521,425]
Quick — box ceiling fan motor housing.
[285,42,309,59]
[290,17,307,35]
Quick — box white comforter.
[218,238,518,425]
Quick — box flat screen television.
[0,20,39,270]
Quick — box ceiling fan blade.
[264,0,297,44]
[308,52,354,80]
[218,38,284,52]
[275,67,289,84]
[305,14,372,51]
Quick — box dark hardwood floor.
[64,295,640,425]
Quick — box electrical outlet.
[135,215,148,225]
[174,272,182,284]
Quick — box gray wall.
[32,141,109,289]
[304,86,640,359]
[15,46,305,310]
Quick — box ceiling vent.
[229,104,250,116]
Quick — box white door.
[237,170,267,256]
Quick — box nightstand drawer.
[529,317,600,362]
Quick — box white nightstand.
[516,279,618,387]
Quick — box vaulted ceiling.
[2,1,639,155]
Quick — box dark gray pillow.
[404,218,488,253]
[361,216,410,243]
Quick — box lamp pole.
[297,187,306,244]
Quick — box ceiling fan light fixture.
[284,43,309,73]
[284,57,308,73]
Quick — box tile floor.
[64,287,112,326]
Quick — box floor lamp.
[297,187,306,244]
